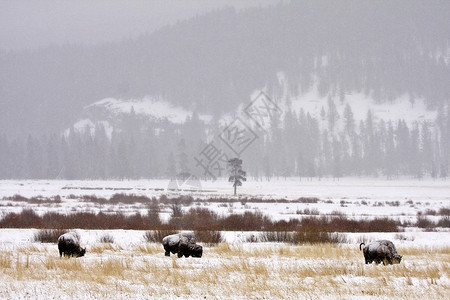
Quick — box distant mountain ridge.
[1,0,449,136]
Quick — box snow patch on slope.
[291,87,436,126]
[70,96,212,137]
[86,97,208,124]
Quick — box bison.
[58,232,86,258]
[162,232,203,258]
[360,240,402,265]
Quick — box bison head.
[190,244,203,258]
[77,247,86,257]
[392,254,402,264]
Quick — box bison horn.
[359,243,365,251]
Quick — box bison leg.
[163,245,171,256]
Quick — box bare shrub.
[3,195,61,204]
[220,211,271,231]
[110,193,151,204]
[33,229,68,243]
[147,202,161,228]
[81,195,108,204]
[297,197,319,204]
[170,203,183,218]
[260,231,295,243]
[329,210,345,216]
[364,218,398,232]
[194,230,223,245]
[437,216,450,228]
[4,194,28,202]
[423,209,437,216]
[293,228,347,244]
[159,195,193,206]
[416,216,435,229]
[299,208,320,215]
[143,230,178,243]
[0,207,400,232]
[310,208,320,215]
[98,233,115,243]
[438,207,450,216]
[0,209,42,228]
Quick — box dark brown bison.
[360,240,402,265]
[58,232,86,258]
[162,232,202,258]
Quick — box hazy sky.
[0,0,279,51]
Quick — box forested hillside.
[1,1,448,135]
[0,0,449,179]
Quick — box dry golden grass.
[132,243,160,255]
[16,244,45,254]
[0,242,449,299]
[399,245,450,255]
[89,243,124,254]
[0,252,12,269]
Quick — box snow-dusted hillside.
[71,87,437,138]
[70,96,212,137]
[291,89,436,127]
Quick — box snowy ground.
[0,178,449,298]
[0,229,449,299]
[0,177,449,223]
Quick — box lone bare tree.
[228,158,246,196]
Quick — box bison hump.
[162,232,196,247]
[58,232,79,244]
[163,234,180,247]
[367,241,381,252]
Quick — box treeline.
[0,101,449,180]
[245,102,450,180]
[0,208,400,232]
[2,206,449,231]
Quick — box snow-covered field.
[0,178,449,298]
[0,229,448,299]
[0,177,449,223]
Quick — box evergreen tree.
[327,96,339,132]
[228,158,246,195]
[343,103,355,136]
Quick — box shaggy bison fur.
[360,240,402,265]
[162,232,203,258]
[58,232,86,258]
